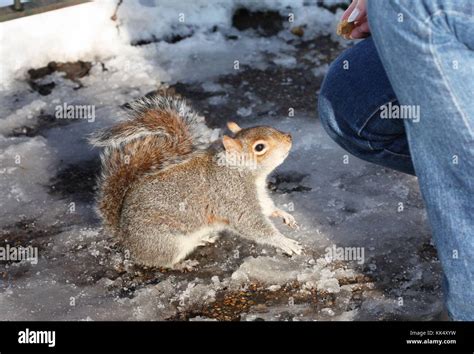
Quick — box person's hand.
[341,0,370,39]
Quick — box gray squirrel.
[90,93,303,269]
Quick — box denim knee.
[318,91,359,154]
[318,64,373,159]
[317,39,415,175]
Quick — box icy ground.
[0,0,443,320]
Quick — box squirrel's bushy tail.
[90,94,213,234]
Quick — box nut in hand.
[336,20,355,38]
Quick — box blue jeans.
[319,0,473,320]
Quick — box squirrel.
[90,93,303,269]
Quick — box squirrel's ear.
[222,135,242,152]
[227,121,242,134]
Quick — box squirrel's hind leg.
[172,259,200,272]
[198,231,221,246]
[170,226,224,266]
[124,220,224,268]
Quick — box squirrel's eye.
[254,143,265,152]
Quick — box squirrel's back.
[90,94,213,234]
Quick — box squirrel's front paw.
[272,236,303,256]
[272,209,299,230]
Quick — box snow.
[0,135,64,225]
[312,63,329,77]
[231,256,301,285]
[0,0,445,321]
[0,100,47,134]
[0,0,340,89]
[0,2,121,87]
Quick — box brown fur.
[96,109,193,234]
[92,100,303,268]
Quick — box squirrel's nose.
[285,133,292,142]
